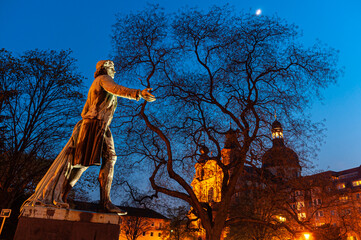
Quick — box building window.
[353,180,361,187]
[208,187,214,202]
[337,183,346,189]
[158,233,161,237]
[295,190,302,196]
[234,192,240,201]
[298,212,306,220]
[151,222,154,226]
[150,232,153,236]
[357,193,360,199]
[313,199,322,206]
[143,232,146,236]
[275,215,286,222]
[159,223,162,228]
[339,196,349,202]
[297,202,304,210]
[316,211,324,217]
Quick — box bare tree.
[111,5,341,240]
[121,215,153,240]
[164,206,198,240]
[0,48,84,208]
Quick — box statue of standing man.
[22,60,155,214]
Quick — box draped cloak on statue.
[22,120,82,208]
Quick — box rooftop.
[72,201,169,220]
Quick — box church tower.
[221,128,240,166]
[191,128,241,204]
[190,131,239,240]
[262,119,301,179]
[191,145,223,204]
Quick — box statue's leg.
[62,166,88,203]
[99,128,126,214]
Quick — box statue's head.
[94,60,116,79]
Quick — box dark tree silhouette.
[110,5,341,240]
[0,48,84,209]
[164,206,198,240]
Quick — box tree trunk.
[205,226,225,240]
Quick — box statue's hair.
[94,60,111,78]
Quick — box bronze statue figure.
[22,60,155,214]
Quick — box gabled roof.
[72,201,169,220]
[120,206,169,220]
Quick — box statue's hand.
[140,88,156,102]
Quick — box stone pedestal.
[14,205,122,240]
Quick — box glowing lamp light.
[304,233,311,240]
[275,215,286,222]
[256,9,262,16]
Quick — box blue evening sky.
[1,0,361,173]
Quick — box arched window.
[208,187,214,202]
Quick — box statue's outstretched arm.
[100,75,140,100]
[100,75,156,102]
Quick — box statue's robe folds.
[22,120,82,208]
[22,75,140,209]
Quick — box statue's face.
[104,61,116,79]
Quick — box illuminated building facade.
[191,119,361,240]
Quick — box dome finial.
[198,145,209,163]
[274,110,277,121]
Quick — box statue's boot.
[53,200,70,209]
[34,200,53,208]
[102,195,127,215]
[99,157,127,215]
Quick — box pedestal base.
[14,205,122,240]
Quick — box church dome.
[262,144,300,168]
[262,119,300,169]
[272,120,282,130]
